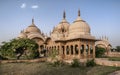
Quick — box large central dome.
[69,10,90,38]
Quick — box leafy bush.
[52,60,65,67]
[49,49,59,60]
[86,59,96,67]
[95,47,106,58]
[71,59,80,67]
[0,55,8,60]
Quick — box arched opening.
[81,45,84,54]
[86,45,89,54]
[40,45,47,57]
[52,46,53,53]
[58,46,59,55]
[49,47,51,49]
[54,46,56,50]
[71,45,73,55]
[49,47,51,51]
[49,47,51,55]
[40,45,44,51]
[46,47,48,56]
[62,46,65,55]
[90,45,93,54]
[66,46,69,55]
[75,45,78,55]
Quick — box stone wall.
[95,58,120,67]
[108,52,120,57]
[1,57,120,67]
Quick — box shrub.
[0,55,8,60]
[71,59,80,67]
[86,59,96,67]
[95,47,106,58]
[52,60,65,67]
[49,49,59,60]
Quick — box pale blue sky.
[0,0,120,47]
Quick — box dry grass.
[0,62,120,75]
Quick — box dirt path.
[108,70,120,75]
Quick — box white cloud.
[20,3,26,8]
[31,5,39,9]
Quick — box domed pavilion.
[18,10,111,60]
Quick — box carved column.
[58,46,60,55]
[93,44,95,58]
[88,44,90,58]
[59,45,62,56]
[73,45,75,55]
[84,44,86,59]
[64,46,66,59]
[78,43,81,58]
[69,45,71,56]
[38,45,41,56]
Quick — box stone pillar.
[57,46,59,55]
[107,46,111,55]
[38,45,41,56]
[64,46,66,58]
[47,47,49,56]
[88,44,90,58]
[93,44,95,58]
[73,45,75,55]
[65,46,66,55]
[84,44,86,59]
[59,45,62,56]
[69,45,71,56]
[78,44,81,58]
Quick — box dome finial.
[32,17,34,24]
[63,10,66,19]
[78,9,80,16]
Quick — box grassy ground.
[0,62,120,75]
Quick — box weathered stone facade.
[18,10,111,60]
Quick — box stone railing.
[95,58,120,67]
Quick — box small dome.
[24,19,41,33]
[18,31,27,38]
[54,11,70,32]
[69,10,90,37]
[56,19,70,31]
[25,24,41,33]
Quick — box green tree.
[116,46,120,52]
[0,38,39,59]
[95,47,106,58]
